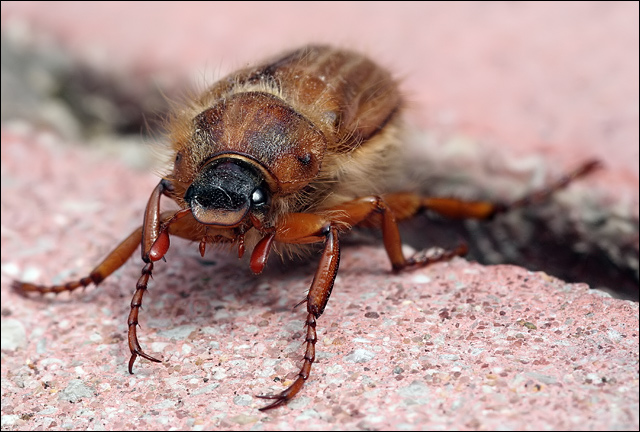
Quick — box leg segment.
[500,159,600,212]
[127,262,162,372]
[127,208,200,373]
[334,159,601,271]
[330,196,468,271]
[386,159,601,222]
[257,221,340,411]
[12,226,143,295]
[11,178,175,296]
[141,179,174,262]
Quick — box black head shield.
[184,159,269,227]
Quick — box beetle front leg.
[257,222,340,411]
[127,180,191,373]
[127,261,162,372]
[127,207,206,373]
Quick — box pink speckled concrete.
[2,123,639,431]
[1,2,639,430]
[2,133,639,430]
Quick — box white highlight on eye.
[252,188,266,205]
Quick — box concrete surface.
[2,132,639,430]
[1,2,638,431]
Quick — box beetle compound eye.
[251,187,269,207]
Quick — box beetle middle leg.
[328,196,468,271]
[127,205,201,373]
[11,226,143,296]
[356,159,602,271]
[253,193,473,409]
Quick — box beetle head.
[184,158,269,227]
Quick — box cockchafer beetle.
[13,45,600,410]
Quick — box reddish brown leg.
[352,159,602,270]
[496,159,600,212]
[251,160,599,409]
[127,196,198,374]
[12,226,143,295]
[11,179,172,297]
[12,178,202,375]
[328,196,467,271]
[253,197,471,409]
[255,220,340,411]
[387,159,602,221]
[12,225,162,374]
[127,261,162,372]
[126,208,205,373]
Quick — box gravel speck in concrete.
[58,379,96,403]
[1,319,27,351]
[344,348,376,363]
